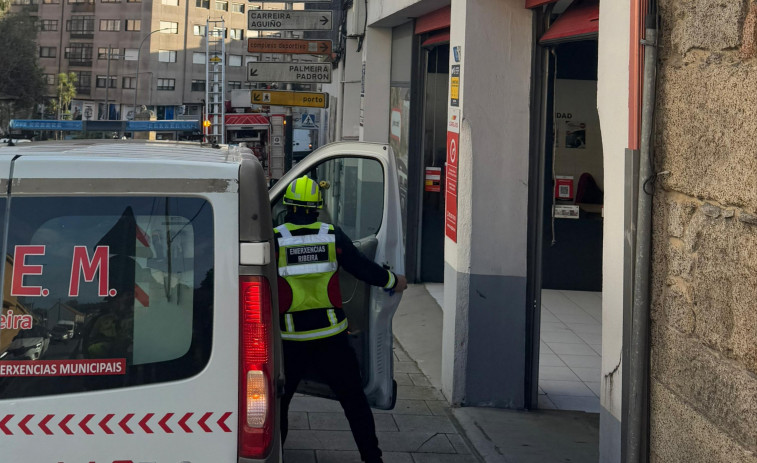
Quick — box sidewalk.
[283,284,599,462]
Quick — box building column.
[359,27,392,143]
[442,0,533,407]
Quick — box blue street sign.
[10,120,83,131]
[127,120,200,131]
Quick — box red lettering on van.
[10,245,46,296]
[69,246,110,297]
[0,309,33,329]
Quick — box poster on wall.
[389,86,410,236]
[445,108,460,242]
[450,65,460,107]
[564,120,586,149]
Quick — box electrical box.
[346,0,366,37]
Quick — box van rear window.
[0,197,213,398]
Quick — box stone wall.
[651,0,757,461]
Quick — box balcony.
[70,31,94,39]
[69,59,93,67]
[70,1,95,12]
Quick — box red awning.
[225,114,270,127]
[422,31,450,47]
[415,6,451,35]
[539,0,599,44]
[525,0,558,8]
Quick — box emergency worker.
[274,175,407,463]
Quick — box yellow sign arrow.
[251,90,329,108]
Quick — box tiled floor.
[421,284,601,413]
[539,289,602,413]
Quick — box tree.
[48,72,78,120]
[0,12,45,132]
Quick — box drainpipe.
[626,9,657,463]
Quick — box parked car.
[3,325,50,360]
[50,320,76,342]
[0,139,404,463]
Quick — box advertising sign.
[445,108,460,242]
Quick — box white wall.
[597,0,631,460]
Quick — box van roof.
[0,140,246,165]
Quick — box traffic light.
[203,120,211,128]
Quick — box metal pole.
[134,29,170,117]
[105,44,111,120]
[627,16,657,463]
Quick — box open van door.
[269,142,404,409]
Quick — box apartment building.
[11,0,296,121]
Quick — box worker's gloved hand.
[393,274,408,293]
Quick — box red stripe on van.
[118,413,134,434]
[139,413,154,433]
[158,413,174,433]
[59,414,74,434]
[39,414,54,435]
[99,414,115,434]
[18,414,33,435]
[79,414,94,434]
[0,414,13,435]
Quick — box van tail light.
[239,276,274,459]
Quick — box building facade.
[330,0,757,461]
[11,0,289,122]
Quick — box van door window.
[0,197,213,398]
[272,157,384,238]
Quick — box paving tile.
[283,449,316,463]
[590,344,602,355]
[558,354,601,369]
[409,373,432,387]
[554,313,598,325]
[315,450,415,463]
[539,365,580,381]
[568,323,602,334]
[374,399,433,415]
[411,453,479,462]
[540,380,595,397]
[397,384,444,400]
[416,433,457,453]
[577,332,602,345]
[547,342,598,356]
[289,396,343,413]
[375,431,450,453]
[394,372,413,386]
[289,411,310,430]
[540,341,554,354]
[541,330,586,344]
[540,311,561,323]
[539,353,566,367]
[393,347,413,362]
[540,321,570,332]
[445,433,472,454]
[586,381,601,397]
[395,361,423,374]
[425,400,450,416]
[538,394,558,409]
[549,395,601,413]
[307,412,397,432]
[393,414,457,434]
[570,367,601,383]
[284,430,358,450]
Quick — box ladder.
[205,18,226,145]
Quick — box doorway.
[536,40,604,413]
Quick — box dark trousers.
[280,331,382,462]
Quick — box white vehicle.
[0,140,404,463]
[51,320,76,342]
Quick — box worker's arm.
[335,227,407,292]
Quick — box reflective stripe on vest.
[280,318,348,341]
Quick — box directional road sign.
[251,90,329,108]
[248,10,332,31]
[247,62,332,83]
[247,38,333,55]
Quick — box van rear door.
[270,142,404,409]
[0,151,251,463]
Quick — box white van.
[0,140,404,463]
